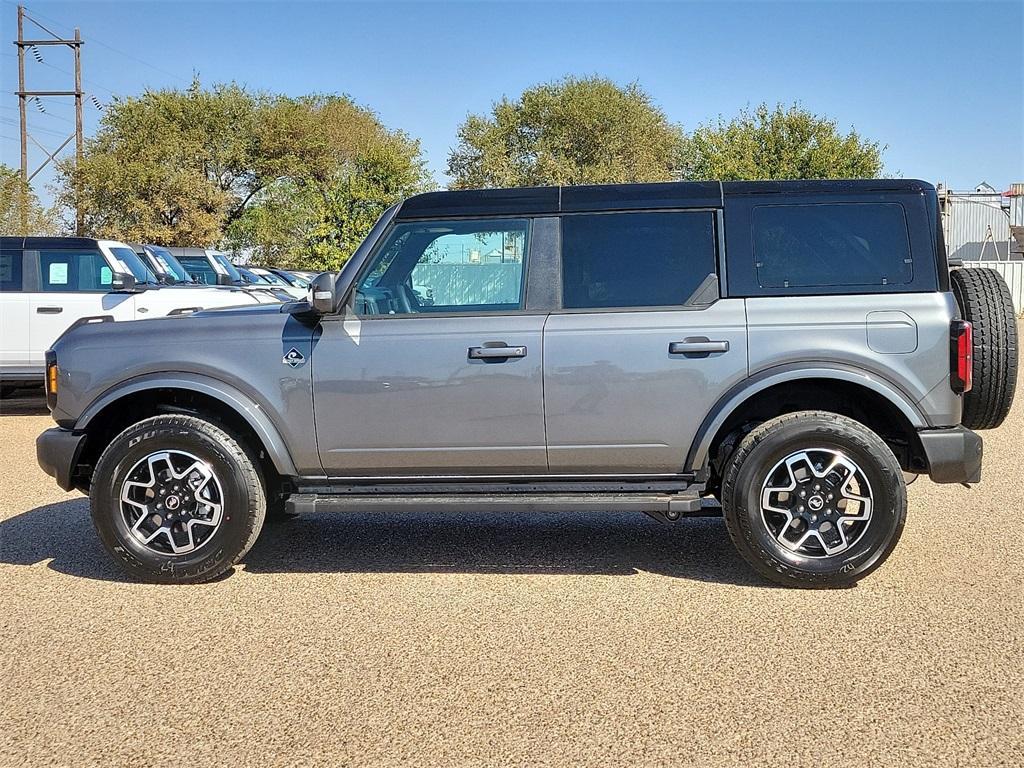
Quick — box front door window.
[354,219,530,316]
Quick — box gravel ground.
[2,359,1022,768]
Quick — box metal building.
[939,181,1023,262]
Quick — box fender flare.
[76,372,298,477]
[685,363,929,473]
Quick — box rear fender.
[686,364,928,473]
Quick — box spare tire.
[950,267,1018,429]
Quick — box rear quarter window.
[753,202,912,289]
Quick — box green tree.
[225,102,431,270]
[447,76,685,188]
[0,164,60,236]
[680,103,884,180]
[59,81,430,267]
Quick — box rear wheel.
[721,411,906,588]
[951,267,1018,429]
[90,414,266,584]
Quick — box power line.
[1,102,77,124]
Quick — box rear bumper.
[36,427,87,492]
[918,426,982,484]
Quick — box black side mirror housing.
[216,273,234,286]
[310,272,338,314]
[111,272,137,292]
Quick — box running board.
[285,492,714,521]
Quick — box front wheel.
[721,411,907,588]
[90,414,266,584]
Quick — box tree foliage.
[59,81,431,268]
[447,76,685,188]
[679,103,884,180]
[0,164,60,236]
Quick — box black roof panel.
[396,186,560,219]
[561,181,722,212]
[0,236,101,250]
[722,178,934,196]
[395,179,931,219]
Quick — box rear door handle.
[469,345,527,360]
[36,306,63,314]
[669,339,730,356]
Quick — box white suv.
[0,236,283,390]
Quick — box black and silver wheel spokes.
[119,450,224,555]
[759,449,873,558]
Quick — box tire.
[951,267,1018,430]
[721,411,907,588]
[90,414,266,584]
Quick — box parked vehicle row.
[34,179,1019,587]
[0,237,294,390]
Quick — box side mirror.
[111,272,137,292]
[216,273,234,286]
[310,272,338,314]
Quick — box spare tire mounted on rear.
[950,267,1019,430]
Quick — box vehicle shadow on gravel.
[0,392,49,416]
[1,500,772,587]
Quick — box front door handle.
[669,338,730,357]
[36,306,63,314]
[468,345,527,360]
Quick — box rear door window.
[0,249,23,291]
[752,203,912,288]
[38,250,112,292]
[560,211,717,309]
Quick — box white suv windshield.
[109,246,159,285]
[147,246,192,283]
[210,252,243,282]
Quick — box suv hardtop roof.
[395,178,935,220]
[0,236,104,250]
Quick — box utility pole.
[13,4,85,234]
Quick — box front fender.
[685,363,929,473]
[75,372,299,477]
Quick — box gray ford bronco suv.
[36,180,1018,587]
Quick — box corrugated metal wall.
[964,261,1024,314]
[945,195,1012,261]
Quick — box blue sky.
[2,0,1022,208]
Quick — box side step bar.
[285,492,716,521]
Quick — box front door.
[26,247,136,367]
[543,210,749,474]
[313,216,547,477]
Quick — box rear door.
[26,247,135,366]
[313,217,548,476]
[0,247,33,374]
[543,210,748,474]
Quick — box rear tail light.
[950,320,973,394]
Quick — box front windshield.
[209,252,243,282]
[109,246,159,285]
[147,245,192,283]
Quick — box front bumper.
[919,426,982,484]
[36,427,87,492]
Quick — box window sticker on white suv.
[49,262,69,285]
[101,266,112,285]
